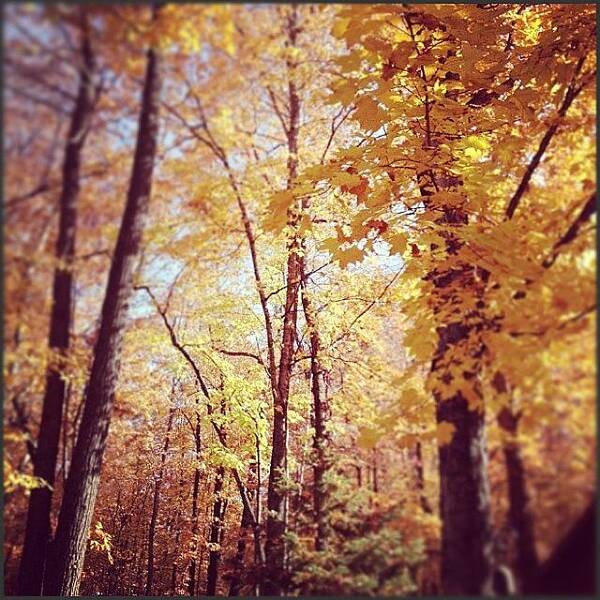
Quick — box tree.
[43,6,164,594]
[301,3,595,593]
[17,10,98,594]
[3,4,595,597]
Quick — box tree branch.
[543,192,596,267]
[506,57,588,219]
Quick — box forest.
[3,3,596,597]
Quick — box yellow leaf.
[388,233,407,255]
[436,422,456,446]
[357,426,380,449]
[334,245,364,269]
[263,190,294,232]
[354,96,386,132]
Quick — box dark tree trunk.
[431,280,493,594]
[372,448,379,494]
[435,390,493,594]
[264,7,301,596]
[145,407,175,595]
[301,278,330,552]
[206,466,228,595]
[528,498,595,595]
[17,17,96,596]
[43,15,163,594]
[188,410,203,596]
[228,490,253,596]
[497,405,539,592]
[414,181,493,595]
[407,43,493,587]
[414,442,432,514]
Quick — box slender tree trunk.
[497,404,538,591]
[145,407,175,595]
[228,490,253,596]
[188,409,203,596]
[300,277,330,552]
[17,17,96,596]
[206,466,228,595]
[264,7,301,595]
[372,448,379,494]
[43,14,163,593]
[414,442,432,514]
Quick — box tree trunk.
[300,277,330,552]
[145,406,175,595]
[43,14,163,594]
[264,7,301,596]
[414,442,432,514]
[372,448,379,494]
[17,16,96,596]
[188,409,203,596]
[416,190,493,595]
[497,404,538,592]
[435,389,493,594]
[528,497,595,594]
[405,29,493,586]
[430,273,493,594]
[228,490,253,596]
[206,466,228,595]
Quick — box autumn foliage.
[3,3,596,597]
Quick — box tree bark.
[429,265,493,595]
[17,16,96,596]
[414,442,432,514]
[403,10,494,588]
[264,7,301,595]
[300,276,330,552]
[42,12,163,594]
[435,388,493,594]
[206,466,228,595]
[145,406,175,595]
[228,488,254,596]
[187,408,203,596]
[418,157,493,596]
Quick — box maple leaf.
[334,245,364,269]
[388,233,407,255]
[354,96,386,132]
[436,422,456,446]
[263,190,295,232]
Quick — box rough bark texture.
[416,175,493,595]
[264,6,301,596]
[206,466,227,595]
[429,263,493,595]
[406,23,494,584]
[42,25,162,596]
[145,407,175,595]
[435,390,493,594]
[17,20,96,596]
